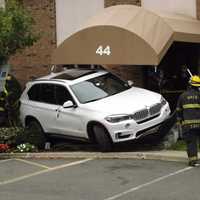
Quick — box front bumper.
[104,104,171,143]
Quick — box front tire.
[93,125,112,152]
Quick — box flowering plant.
[0,144,10,152]
[16,143,36,152]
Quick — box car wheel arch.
[24,116,47,149]
[87,121,112,143]
[25,116,42,128]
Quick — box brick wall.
[197,0,200,19]
[9,0,56,86]
[196,0,200,74]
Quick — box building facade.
[9,0,57,85]
[8,0,200,86]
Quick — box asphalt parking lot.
[0,158,199,200]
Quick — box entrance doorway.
[145,42,200,111]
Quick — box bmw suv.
[20,68,171,151]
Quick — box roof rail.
[31,79,66,83]
[49,64,103,74]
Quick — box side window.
[28,84,41,101]
[40,84,56,104]
[55,85,73,105]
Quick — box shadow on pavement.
[50,134,164,153]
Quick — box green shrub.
[0,126,23,144]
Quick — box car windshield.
[70,73,130,104]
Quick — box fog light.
[125,123,131,129]
[116,132,132,139]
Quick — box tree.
[0,0,39,64]
[0,0,38,127]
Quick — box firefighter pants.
[184,129,200,161]
[0,111,7,126]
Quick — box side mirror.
[63,100,75,108]
[127,80,134,87]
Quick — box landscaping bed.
[168,139,200,151]
[0,126,37,153]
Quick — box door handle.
[56,107,61,118]
[55,107,62,112]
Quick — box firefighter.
[176,75,200,166]
[0,90,8,126]
[5,74,21,126]
[0,75,21,127]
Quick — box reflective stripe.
[182,120,200,125]
[0,107,5,111]
[12,100,19,108]
[3,86,8,96]
[189,156,198,161]
[183,104,200,109]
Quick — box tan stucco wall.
[142,0,197,18]
[56,0,104,46]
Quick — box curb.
[0,151,192,162]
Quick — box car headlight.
[105,114,132,123]
[160,96,167,106]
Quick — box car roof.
[35,68,108,85]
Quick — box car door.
[53,84,84,137]
[27,83,59,133]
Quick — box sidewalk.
[1,150,199,162]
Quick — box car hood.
[81,87,162,115]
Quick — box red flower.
[0,144,10,152]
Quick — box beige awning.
[52,5,200,65]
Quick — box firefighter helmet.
[189,75,200,87]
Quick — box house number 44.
[96,46,111,56]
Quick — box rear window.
[28,83,56,104]
[27,83,74,105]
[27,84,40,101]
[40,84,56,104]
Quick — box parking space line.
[14,158,50,169]
[0,158,93,186]
[0,159,12,164]
[104,166,193,200]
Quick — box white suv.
[20,68,171,151]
